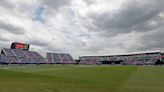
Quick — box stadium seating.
[80,56,100,65]
[124,54,161,65]
[0,42,163,65]
[0,48,46,64]
[47,53,75,64]
[80,52,162,65]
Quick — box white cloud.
[0,0,164,59]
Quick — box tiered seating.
[47,53,60,63]
[47,53,75,64]
[125,54,161,65]
[80,52,162,65]
[2,49,15,56]
[80,57,100,65]
[1,48,45,64]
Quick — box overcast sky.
[0,0,164,58]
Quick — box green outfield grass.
[0,65,164,92]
